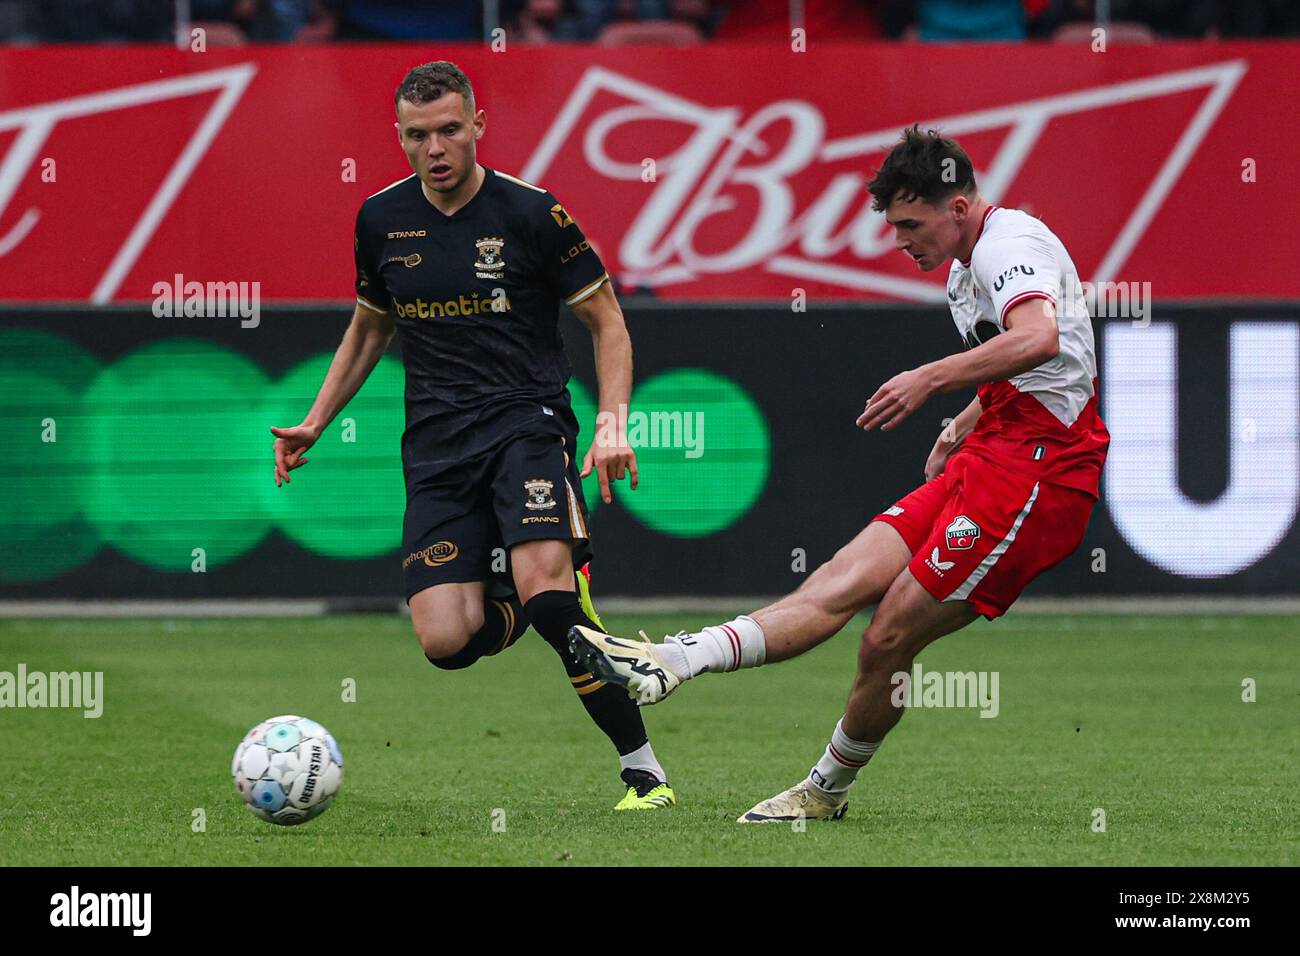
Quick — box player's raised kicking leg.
[569,519,912,704]
[567,520,915,820]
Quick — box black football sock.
[426,595,528,670]
[483,595,529,655]
[523,589,650,757]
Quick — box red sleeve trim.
[1000,290,1055,323]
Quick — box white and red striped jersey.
[945,205,1109,498]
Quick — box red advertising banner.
[0,42,1293,302]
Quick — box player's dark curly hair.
[867,125,976,212]
[394,61,475,114]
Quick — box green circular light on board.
[258,353,406,558]
[618,369,770,538]
[566,377,601,513]
[0,330,103,582]
[3,324,776,583]
[81,340,271,571]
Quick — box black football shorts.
[401,432,592,601]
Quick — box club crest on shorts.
[524,478,557,510]
[945,515,981,550]
[474,236,506,277]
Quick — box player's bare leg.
[740,568,976,823]
[570,521,911,703]
[410,581,486,662]
[411,579,531,668]
[751,521,913,663]
[839,568,977,742]
[509,538,578,604]
[513,539,674,808]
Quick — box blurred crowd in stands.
[2,0,1297,45]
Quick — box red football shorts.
[871,452,1096,620]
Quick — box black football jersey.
[353,166,609,487]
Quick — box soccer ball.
[232,715,343,825]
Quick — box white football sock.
[661,615,766,679]
[619,740,667,783]
[806,718,880,795]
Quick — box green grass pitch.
[1,613,1296,866]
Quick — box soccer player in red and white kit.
[570,126,1111,822]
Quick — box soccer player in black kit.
[269,61,674,810]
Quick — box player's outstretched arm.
[571,280,638,504]
[923,298,1060,395]
[270,302,395,486]
[858,299,1059,433]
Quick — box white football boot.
[737,781,849,824]
[567,625,682,705]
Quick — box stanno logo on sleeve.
[475,237,507,278]
[550,203,574,227]
[944,515,981,551]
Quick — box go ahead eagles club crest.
[524,478,556,510]
[475,236,506,278]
